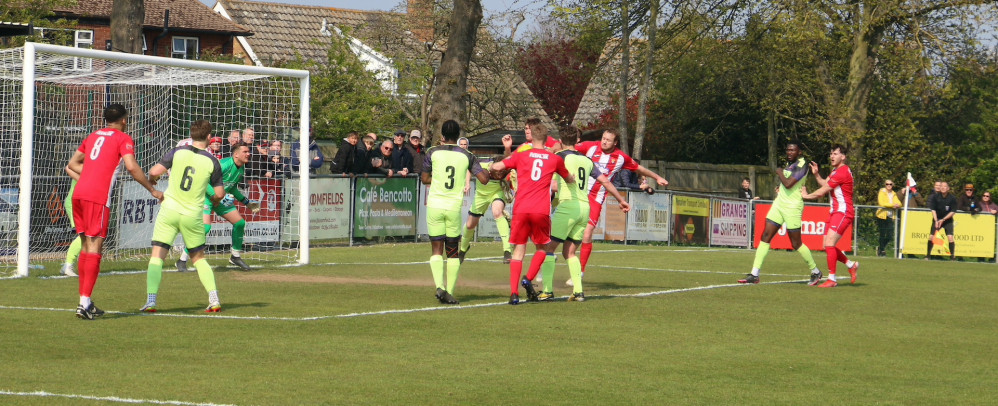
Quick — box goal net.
[0,43,310,278]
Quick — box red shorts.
[73,199,111,239]
[588,199,603,227]
[826,212,853,236]
[509,213,552,246]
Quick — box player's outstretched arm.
[501,134,513,157]
[123,155,162,201]
[420,171,432,185]
[66,151,85,179]
[802,185,831,200]
[596,174,631,212]
[635,165,668,188]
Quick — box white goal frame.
[15,42,311,277]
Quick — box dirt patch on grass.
[230,272,507,289]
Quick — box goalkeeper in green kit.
[176,141,260,271]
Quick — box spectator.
[956,183,981,214]
[875,179,901,257]
[265,140,288,178]
[458,137,469,150]
[207,136,223,160]
[738,177,759,200]
[241,128,266,178]
[290,127,325,175]
[369,140,396,176]
[926,181,957,260]
[329,132,360,174]
[901,185,925,208]
[981,191,998,214]
[391,130,414,175]
[406,130,425,174]
[220,129,240,157]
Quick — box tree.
[426,0,483,143]
[0,0,77,48]
[514,37,599,129]
[110,0,143,54]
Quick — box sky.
[198,0,549,37]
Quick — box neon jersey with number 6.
[73,127,135,207]
[501,149,569,215]
[158,145,223,217]
[423,144,484,211]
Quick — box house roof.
[52,0,252,35]
[216,0,395,64]
[0,22,33,37]
[572,38,642,128]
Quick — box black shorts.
[930,219,954,235]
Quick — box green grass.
[3,243,998,405]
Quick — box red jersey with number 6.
[501,149,569,216]
[73,127,135,207]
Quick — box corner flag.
[907,172,917,194]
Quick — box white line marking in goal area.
[0,279,802,321]
[0,389,239,406]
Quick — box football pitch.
[2,243,996,405]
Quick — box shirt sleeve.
[119,134,135,157]
[620,152,639,171]
[501,153,517,170]
[467,153,485,177]
[421,148,432,174]
[210,156,223,188]
[555,155,570,179]
[158,147,178,169]
[788,159,809,181]
[827,170,844,189]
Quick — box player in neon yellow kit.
[738,140,822,284]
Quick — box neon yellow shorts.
[426,207,461,239]
[765,203,803,230]
[550,201,588,242]
[151,206,206,250]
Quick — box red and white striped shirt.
[827,164,854,217]
[575,141,639,204]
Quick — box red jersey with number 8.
[73,128,135,207]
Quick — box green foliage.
[279,32,400,140]
[0,0,79,49]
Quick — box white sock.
[179,251,189,262]
[811,268,821,275]
[846,260,856,268]
[751,268,760,277]
[209,290,220,305]
[80,296,91,308]
[231,249,241,258]
[828,273,837,282]
[146,293,157,304]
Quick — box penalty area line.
[0,389,238,406]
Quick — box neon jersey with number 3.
[423,144,483,211]
[158,145,223,217]
[73,127,135,207]
[501,149,569,215]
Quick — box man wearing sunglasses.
[980,192,997,215]
[956,183,981,214]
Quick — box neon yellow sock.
[65,236,82,265]
[541,254,556,292]
[429,255,445,290]
[496,216,511,252]
[752,242,771,270]
[146,257,163,295]
[193,258,217,292]
[568,257,583,294]
[446,258,460,294]
[460,226,475,252]
[797,245,818,270]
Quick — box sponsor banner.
[417,181,474,236]
[710,198,750,247]
[207,179,283,245]
[752,204,852,251]
[602,192,628,241]
[900,210,995,257]
[281,177,351,241]
[627,192,670,242]
[672,195,710,244]
[354,177,418,238]
[116,181,168,250]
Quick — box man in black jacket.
[391,131,413,176]
[926,181,957,260]
[369,140,397,176]
[329,132,360,174]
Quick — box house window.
[74,30,93,70]
[172,37,199,59]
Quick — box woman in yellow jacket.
[876,180,902,256]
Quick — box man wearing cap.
[957,183,981,214]
[406,130,425,174]
[391,130,414,176]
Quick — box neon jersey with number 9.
[424,144,483,211]
[158,145,223,217]
[501,149,570,215]
[73,128,135,207]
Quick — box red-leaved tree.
[515,39,599,129]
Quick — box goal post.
[2,42,310,278]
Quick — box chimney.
[407,0,434,43]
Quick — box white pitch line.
[0,390,239,406]
[0,279,803,321]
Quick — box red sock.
[79,252,101,298]
[509,259,523,294]
[836,248,848,264]
[824,247,838,275]
[580,243,593,272]
[76,253,90,297]
[526,250,547,280]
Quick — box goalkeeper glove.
[220,193,235,207]
[246,200,261,213]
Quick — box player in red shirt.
[802,144,858,288]
[573,129,668,283]
[490,121,574,305]
[65,104,163,320]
